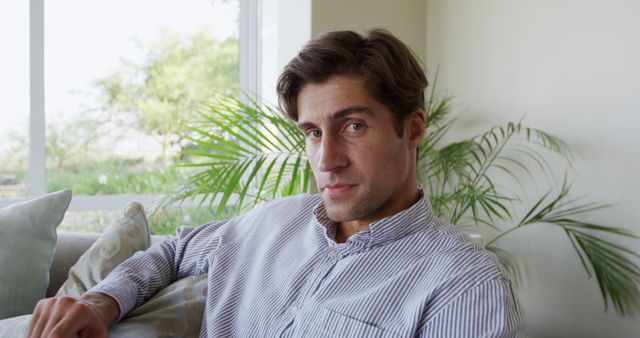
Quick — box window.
[0,1,29,199]
[0,0,259,234]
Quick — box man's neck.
[334,188,422,244]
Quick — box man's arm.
[417,278,526,338]
[27,220,228,337]
[91,222,227,320]
[88,236,184,320]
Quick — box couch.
[1,202,207,337]
[1,192,206,337]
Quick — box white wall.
[311,0,426,63]
[426,1,640,337]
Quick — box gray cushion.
[0,189,72,319]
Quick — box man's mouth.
[321,183,357,197]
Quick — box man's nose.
[317,133,349,172]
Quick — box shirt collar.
[312,186,435,248]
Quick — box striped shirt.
[93,192,526,337]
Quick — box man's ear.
[406,110,426,148]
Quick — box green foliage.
[420,91,640,315]
[34,26,240,201]
[46,116,106,171]
[47,159,186,195]
[94,28,239,166]
[174,96,309,218]
[175,93,640,316]
[486,179,640,315]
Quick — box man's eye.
[348,123,364,131]
[308,130,322,138]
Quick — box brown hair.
[276,29,428,136]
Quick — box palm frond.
[425,95,453,131]
[486,179,640,315]
[173,95,309,217]
[421,114,575,227]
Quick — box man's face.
[296,75,424,229]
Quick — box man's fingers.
[28,298,53,338]
[27,302,40,337]
[26,296,104,338]
[48,317,89,338]
[41,297,77,337]
[26,294,113,338]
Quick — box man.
[28,29,525,337]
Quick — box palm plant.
[173,92,640,316]
[173,96,310,217]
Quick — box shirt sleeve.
[417,278,527,338]
[89,220,229,322]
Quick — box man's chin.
[323,203,359,223]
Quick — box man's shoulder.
[262,193,321,208]
[247,194,321,218]
[411,216,484,254]
[406,218,507,285]
[223,194,321,232]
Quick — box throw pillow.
[0,189,72,319]
[110,274,208,337]
[56,201,151,296]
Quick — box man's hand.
[27,292,120,338]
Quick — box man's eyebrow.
[296,106,374,130]
[332,106,374,121]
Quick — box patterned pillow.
[110,275,208,337]
[56,202,151,296]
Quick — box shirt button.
[327,250,338,260]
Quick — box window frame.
[0,0,260,210]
